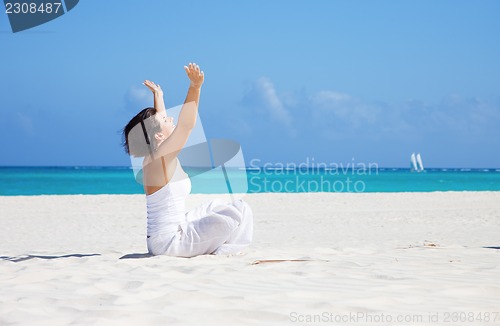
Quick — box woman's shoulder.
[142,156,179,191]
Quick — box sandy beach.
[1,192,499,325]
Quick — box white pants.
[147,199,253,257]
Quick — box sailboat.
[416,153,424,172]
[410,152,424,172]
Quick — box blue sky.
[1,0,499,168]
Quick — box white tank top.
[146,158,191,236]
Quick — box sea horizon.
[1,166,500,196]
[1,165,500,169]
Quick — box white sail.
[410,152,418,171]
[416,153,424,171]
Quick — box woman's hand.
[143,80,163,97]
[143,80,165,113]
[184,63,204,88]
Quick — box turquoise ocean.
[1,166,500,196]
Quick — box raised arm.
[177,63,204,129]
[143,80,166,113]
[153,63,204,159]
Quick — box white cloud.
[400,95,500,137]
[241,78,500,143]
[124,85,152,112]
[310,90,380,129]
[310,90,500,139]
[245,77,292,127]
[313,90,352,103]
[436,94,499,134]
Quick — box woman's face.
[155,111,175,142]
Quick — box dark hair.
[122,107,162,157]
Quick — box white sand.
[1,192,499,325]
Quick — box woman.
[122,63,253,257]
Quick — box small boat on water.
[411,152,424,172]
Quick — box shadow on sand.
[119,253,152,259]
[0,253,101,263]
[1,253,155,262]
